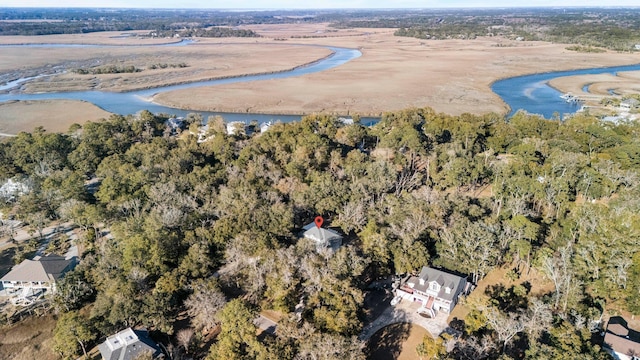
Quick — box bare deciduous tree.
[176,328,195,353]
[485,307,526,352]
[184,282,226,333]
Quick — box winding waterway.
[2,40,640,120]
[492,63,640,118]
[0,41,363,123]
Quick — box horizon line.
[2,5,640,10]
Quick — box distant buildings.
[164,117,185,135]
[226,121,274,136]
[0,177,31,202]
[226,121,247,136]
[620,98,639,112]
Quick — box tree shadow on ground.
[363,288,394,323]
[365,321,413,360]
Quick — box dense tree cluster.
[5,8,640,51]
[72,65,141,75]
[390,9,640,50]
[1,107,639,359]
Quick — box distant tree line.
[151,27,259,38]
[6,7,640,51]
[387,8,640,50]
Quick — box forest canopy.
[0,107,639,359]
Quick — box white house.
[259,121,273,133]
[98,328,163,360]
[300,222,343,252]
[396,266,468,317]
[604,316,640,360]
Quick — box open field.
[1,24,640,131]
[0,100,111,135]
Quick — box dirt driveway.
[359,298,449,341]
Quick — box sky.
[1,0,639,9]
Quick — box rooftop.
[1,255,75,283]
[406,266,467,302]
[98,328,162,360]
[302,222,343,243]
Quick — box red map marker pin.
[314,216,324,229]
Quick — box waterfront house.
[226,121,246,136]
[98,327,164,360]
[1,254,75,294]
[1,254,76,306]
[395,266,468,317]
[164,117,185,135]
[259,121,273,133]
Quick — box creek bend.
[2,41,640,120]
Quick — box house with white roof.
[300,221,343,252]
[0,177,31,202]
[98,328,163,360]
[620,98,639,112]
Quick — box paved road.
[359,299,448,341]
[1,221,79,259]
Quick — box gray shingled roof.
[0,255,74,283]
[411,266,467,302]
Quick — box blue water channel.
[492,63,640,118]
[2,39,640,120]
[0,41,364,123]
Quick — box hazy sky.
[2,0,639,8]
